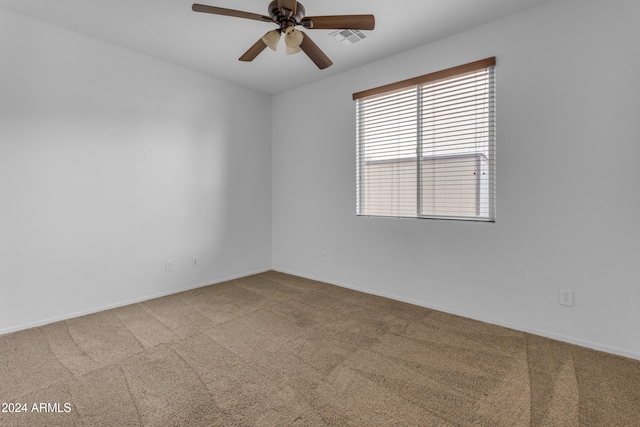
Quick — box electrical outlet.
[165,260,173,272]
[559,289,574,307]
[192,257,198,267]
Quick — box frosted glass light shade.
[262,30,281,51]
[286,44,302,55]
[284,27,303,55]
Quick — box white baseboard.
[273,267,640,362]
[7,265,638,362]
[0,267,271,336]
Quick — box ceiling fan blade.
[299,32,333,70]
[239,39,268,62]
[277,0,297,17]
[192,4,272,23]
[303,15,375,30]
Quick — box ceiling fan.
[192,1,375,70]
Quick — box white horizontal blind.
[356,59,496,221]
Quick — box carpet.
[1,271,639,426]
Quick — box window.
[354,57,496,221]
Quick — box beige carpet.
[1,271,639,426]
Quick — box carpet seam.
[113,309,149,350]
[118,364,144,426]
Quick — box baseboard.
[273,267,640,362]
[0,267,271,336]
[7,265,638,362]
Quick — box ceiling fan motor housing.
[268,1,306,27]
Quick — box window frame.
[354,57,496,222]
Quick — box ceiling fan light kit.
[192,1,375,69]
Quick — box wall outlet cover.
[559,289,574,307]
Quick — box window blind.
[355,57,496,221]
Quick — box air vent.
[329,29,367,46]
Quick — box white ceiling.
[0,0,554,95]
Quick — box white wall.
[2,0,639,360]
[0,8,272,333]
[272,0,640,359]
